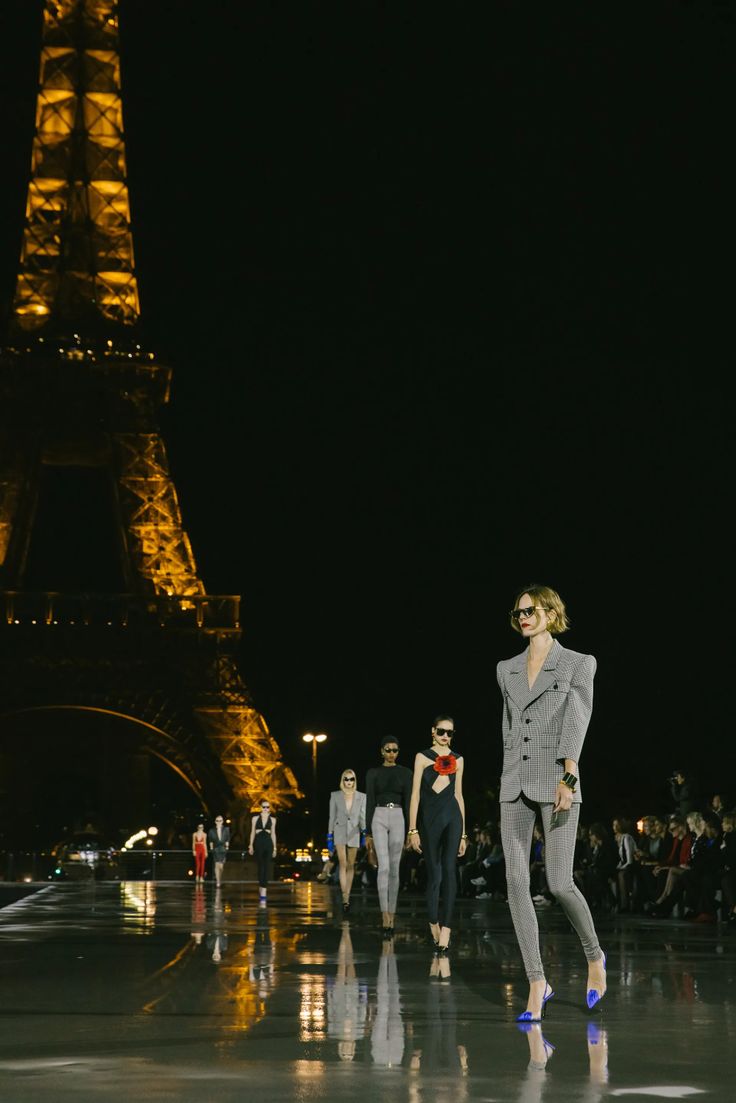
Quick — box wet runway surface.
[0,880,733,1101]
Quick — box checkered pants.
[501,794,602,981]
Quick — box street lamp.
[302,732,327,849]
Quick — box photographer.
[668,769,699,819]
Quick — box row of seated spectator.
[572,807,736,924]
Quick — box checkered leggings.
[501,795,602,981]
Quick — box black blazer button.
[553,683,558,689]
[524,736,529,742]
[525,718,531,724]
[522,754,529,760]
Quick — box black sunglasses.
[510,605,546,621]
[382,747,399,754]
[435,727,453,737]
[343,777,355,782]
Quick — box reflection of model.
[409,960,468,1075]
[248,798,277,903]
[192,822,207,883]
[408,716,467,953]
[498,584,606,1023]
[326,922,368,1062]
[249,902,276,993]
[371,939,404,1067]
[207,816,230,887]
[327,770,366,914]
[365,735,413,937]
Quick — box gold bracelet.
[461,833,469,840]
[407,829,418,835]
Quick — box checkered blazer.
[496,640,596,804]
[328,790,367,847]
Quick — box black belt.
[377,801,401,808]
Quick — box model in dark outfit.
[364,735,414,936]
[419,750,463,924]
[248,799,277,902]
[408,716,467,952]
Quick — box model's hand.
[367,844,378,869]
[248,845,254,856]
[553,781,573,813]
[457,837,467,858]
[409,833,422,854]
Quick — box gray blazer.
[328,790,367,847]
[496,640,596,804]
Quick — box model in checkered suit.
[498,584,606,1021]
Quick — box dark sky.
[0,1,732,827]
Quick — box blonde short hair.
[340,769,357,793]
[510,583,570,636]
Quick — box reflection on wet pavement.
[0,881,731,1100]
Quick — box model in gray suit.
[498,584,606,1022]
[328,769,367,914]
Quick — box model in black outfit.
[364,735,414,936]
[248,799,277,903]
[408,715,467,952]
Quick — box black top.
[419,749,461,831]
[254,814,273,834]
[365,764,413,834]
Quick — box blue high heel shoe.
[516,982,555,1022]
[586,951,607,1010]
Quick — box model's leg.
[421,817,443,938]
[257,844,270,898]
[540,804,605,1000]
[343,846,357,897]
[372,808,391,924]
[540,804,603,960]
[501,797,544,980]
[335,844,349,901]
[385,809,406,920]
[437,815,462,941]
[215,860,224,886]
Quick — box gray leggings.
[372,806,405,913]
[501,795,602,981]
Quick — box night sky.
[0,2,732,831]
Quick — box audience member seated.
[644,815,693,909]
[470,824,506,900]
[719,813,736,926]
[461,826,489,897]
[584,823,618,911]
[650,812,705,918]
[613,816,638,913]
[688,813,723,923]
[710,793,728,821]
[633,815,668,909]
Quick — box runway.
[0,880,732,1101]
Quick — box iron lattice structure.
[0,0,302,818]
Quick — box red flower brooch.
[433,755,456,775]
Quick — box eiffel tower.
[0,0,302,836]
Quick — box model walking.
[207,815,230,887]
[192,821,207,883]
[498,584,606,1021]
[248,798,277,903]
[364,735,413,937]
[327,769,366,913]
[408,715,467,953]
